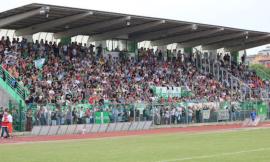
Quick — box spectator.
[188,107,193,123]
[7,111,13,137]
[85,108,91,124]
[26,109,32,131]
[72,108,77,124]
[1,110,10,139]
[78,107,84,124]
[0,36,267,128]
[66,107,72,125]
[51,110,57,126]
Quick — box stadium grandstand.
[0,3,270,133]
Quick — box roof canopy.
[1,3,270,51]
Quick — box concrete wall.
[0,85,18,108]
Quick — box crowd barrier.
[31,121,152,136]
[9,100,270,132]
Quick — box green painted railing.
[253,68,270,81]
[249,64,270,81]
[0,65,28,107]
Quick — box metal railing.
[194,52,268,100]
[0,65,29,100]
[9,100,270,132]
[249,65,270,81]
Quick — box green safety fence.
[239,101,269,121]
[0,65,29,107]
[7,100,25,132]
[240,101,268,116]
[95,112,110,124]
[6,100,270,132]
[219,100,269,118]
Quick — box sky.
[0,0,269,55]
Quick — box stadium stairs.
[0,65,27,108]
[194,57,246,101]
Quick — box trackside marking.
[1,126,270,145]
[159,147,270,162]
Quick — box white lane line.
[158,147,270,162]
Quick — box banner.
[95,112,110,124]
[240,101,268,120]
[34,58,45,69]
[152,86,182,98]
[257,102,268,120]
[220,101,230,109]
[202,109,211,120]
[218,109,230,120]
[75,103,93,110]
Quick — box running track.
[1,122,270,144]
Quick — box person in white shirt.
[78,107,84,124]
[7,112,13,137]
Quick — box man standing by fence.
[250,109,257,122]
[1,110,10,139]
[243,109,259,127]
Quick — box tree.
[249,64,270,81]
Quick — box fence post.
[93,106,96,124]
[244,102,247,120]
[8,100,12,112]
[185,106,188,125]
[133,103,136,122]
[138,103,141,122]
[151,103,154,125]
[216,102,219,123]
[19,100,23,132]
[169,104,171,125]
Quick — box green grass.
[1,128,270,162]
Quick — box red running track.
[1,122,270,144]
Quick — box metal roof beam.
[0,6,50,28]
[203,34,270,50]
[132,24,196,42]
[15,12,93,36]
[89,20,165,41]
[225,38,270,52]
[54,16,131,39]
[178,31,248,48]
[151,28,224,46]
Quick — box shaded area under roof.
[0,3,270,51]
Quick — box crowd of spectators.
[19,102,218,128]
[214,52,269,98]
[0,36,235,106]
[0,36,268,129]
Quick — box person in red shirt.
[1,111,10,139]
[7,112,13,137]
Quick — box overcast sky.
[1,0,269,54]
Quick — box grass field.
[1,128,270,162]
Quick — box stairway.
[0,65,27,108]
[193,51,252,101]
